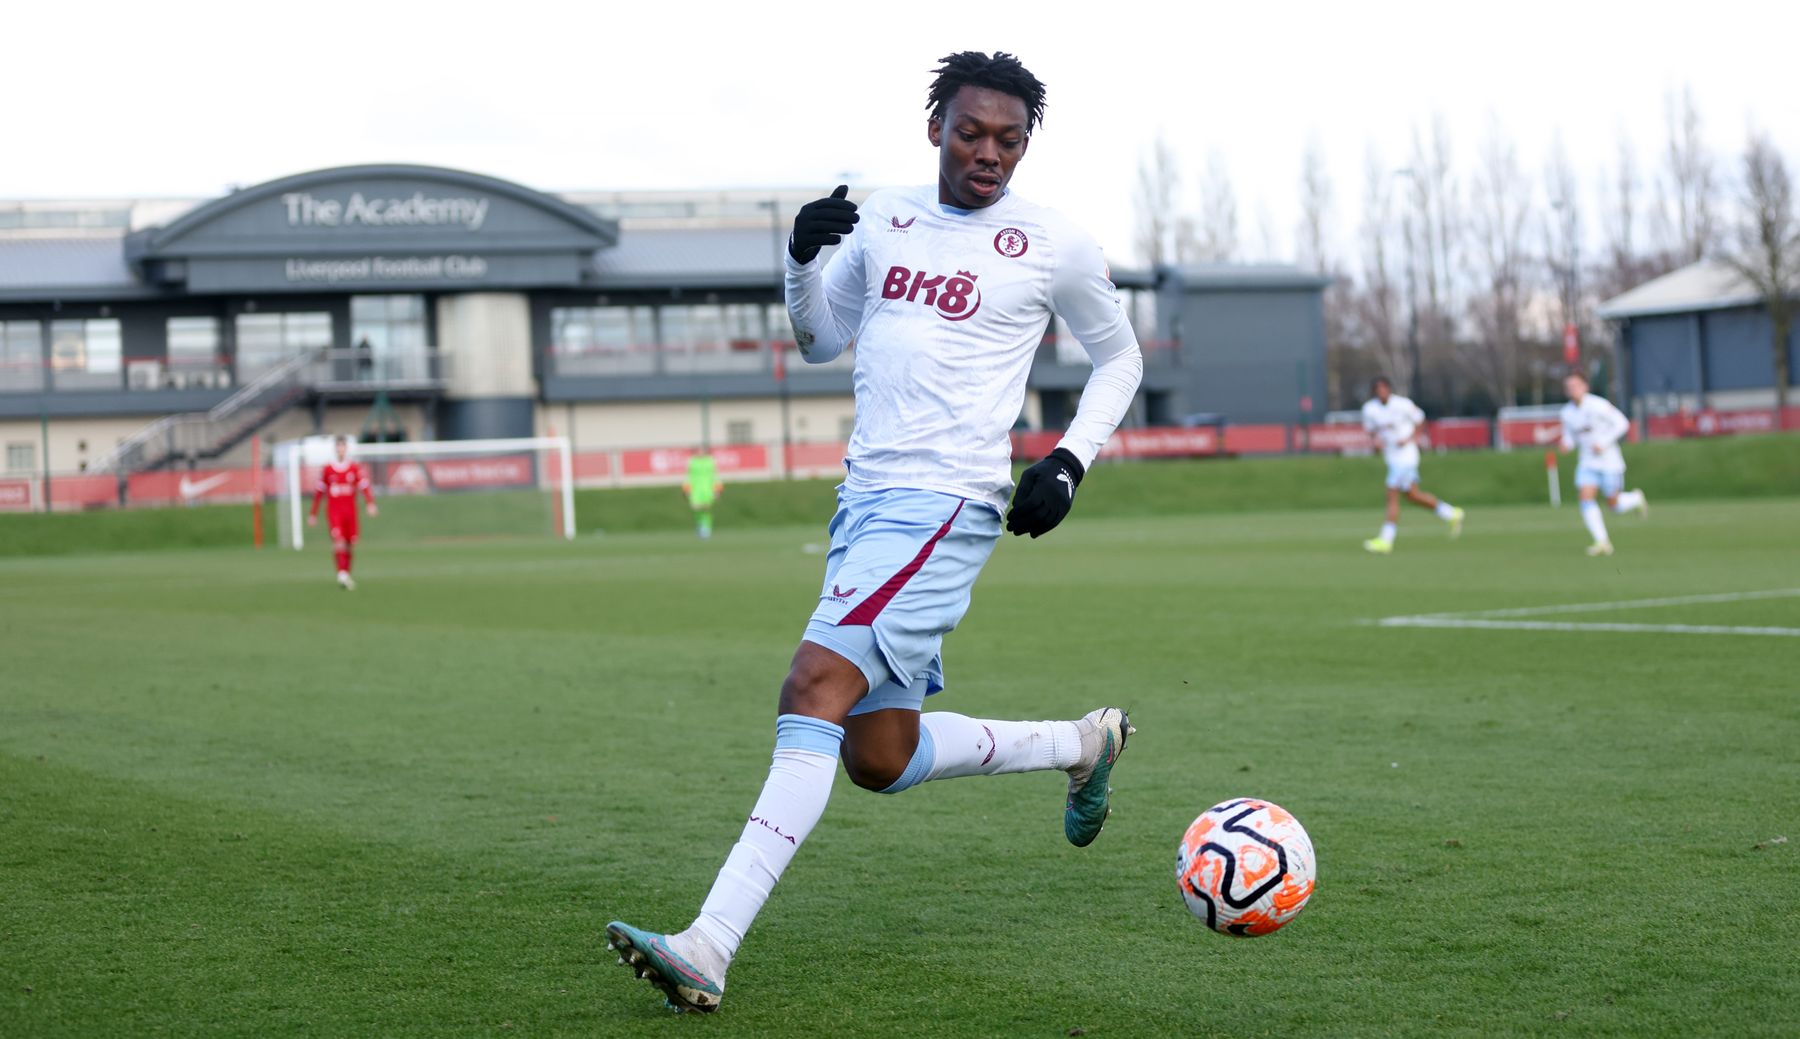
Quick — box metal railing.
[96,350,319,472]
[94,347,450,473]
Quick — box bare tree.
[1133,133,1195,267]
[1196,149,1239,262]
[1656,85,1719,264]
[1297,135,1332,274]
[1543,131,1583,341]
[1465,117,1532,408]
[1725,131,1799,424]
[1352,144,1413,393]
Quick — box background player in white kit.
[1560,372,1648,556]
[1360,376,1464,554]
[604,52,1145,1014]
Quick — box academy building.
[0,164,1327,484]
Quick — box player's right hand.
[788,185,858,264]
[306,514,318,527]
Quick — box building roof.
[1165,263,1334,291]
[1596,259,1768,319]
[592,226,788,289]
[0,234,145,300]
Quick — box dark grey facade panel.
[1625,314,1698,396]
[541,371,855,403]
[0,387,230,420]
[1166,288,1327,423]
[438,397,535,440]
[1700,307,1776,391]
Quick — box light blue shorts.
[1576,465,1625,497]
[1385,463,1420,490]
[802,487,1001,717]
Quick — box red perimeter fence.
[5,405,1796,513]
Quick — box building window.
[350,295,428,373]
[663,303,766,374]
[1,320,43,392]
[550,305,656,375]
[236,311,331,379]
[725,419,754,445]
[162,317,227,389]
[49,318,122,390]
[6,442,32,472]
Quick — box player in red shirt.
[308,436,377,589]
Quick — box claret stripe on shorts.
[837,499,966,627]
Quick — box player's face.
[928,86,1030,209]
[1373,382,1391,403]
[335,441,347,462]
[1564,376,1587,402]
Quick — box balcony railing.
[92,346,447,473]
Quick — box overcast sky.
[5,0,1794,267]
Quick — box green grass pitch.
[2,498,1797,1036]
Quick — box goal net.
[274,436,575,550]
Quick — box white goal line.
[1373,588,1800,638]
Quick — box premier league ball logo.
[994,227,1029,258]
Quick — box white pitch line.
[1439,587,1800,620]
[1376,617,1800,637]
[1372,587,1800,638]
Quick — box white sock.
[1580,500,1610,545]
[1435,501,1457,520]
[690,716,842,963]
[1614,490,1644,513]
[1379,522,1397,542]
[915,712,1081,782]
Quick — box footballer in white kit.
[1360,375,1464,553]
[1559,372,1648,555]
[605,52,1145,1015]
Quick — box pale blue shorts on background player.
[1575,464,1625,497]
[1385,463,1420,490]
[801,486,1002,717]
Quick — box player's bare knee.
[777,645,863,720]
[842,743,908,792]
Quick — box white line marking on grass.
[1377,617,1800,637]
[1445,587,1800,619]
[1374,588,1800,638]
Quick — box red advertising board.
[1498,418,1566,448]
[1427,418,1492,449]
[1643,407,1793,438]
[1101,427,1220,459]
[572,451,613,482]
[381,455,535,494]
[1298,424,1373,454]
[782,442,846,475]
[0,477,33,511]
[51,474,119,509]
[618,444,771,478]
[128,467,264,506]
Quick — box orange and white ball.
[1176,798,1316,936]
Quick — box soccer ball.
[1176,798,1316,936]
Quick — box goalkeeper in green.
[684,453,722,539]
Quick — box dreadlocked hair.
[925,51,1047,133]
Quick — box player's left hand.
[366,504,378,517]
[1006,448,1084,538]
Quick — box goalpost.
[275,436,575,550]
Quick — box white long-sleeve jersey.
[785,185,1144,511]
[1361,394,1425,467]
[1560,393,1631,472]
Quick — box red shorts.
[327,505,359,544]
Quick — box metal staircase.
[95,349,318,472]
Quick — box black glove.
[788,185,859,264]
[1005,448,1085,538]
